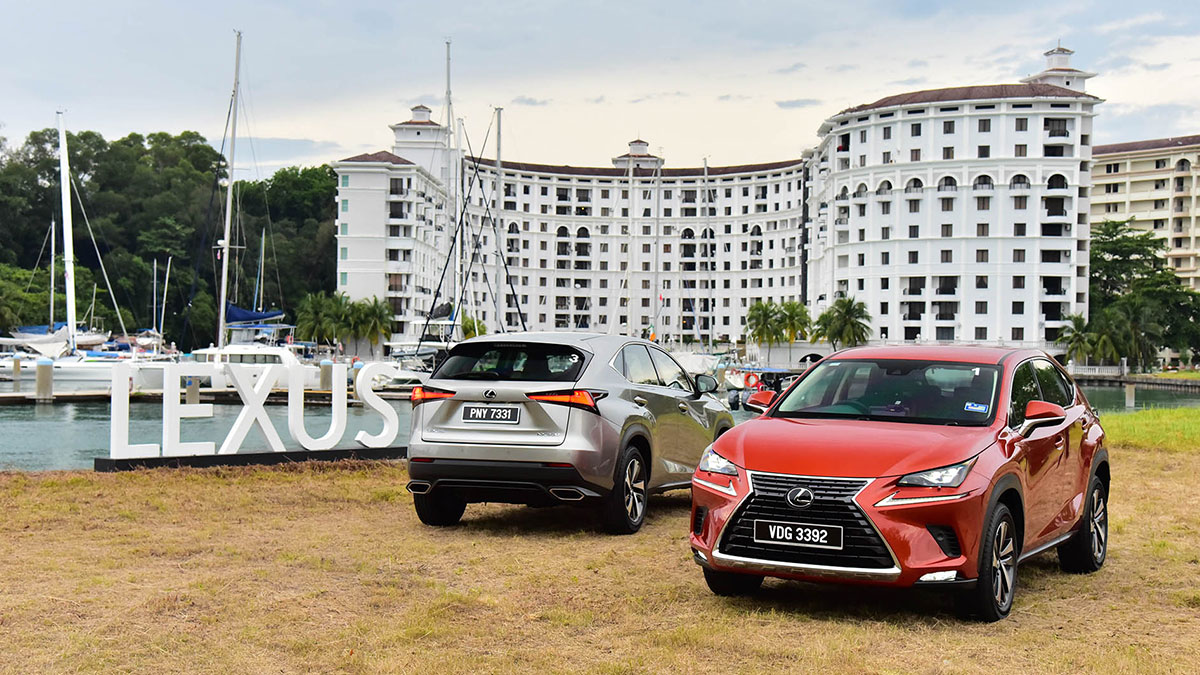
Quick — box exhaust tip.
[549,487,585,501]
[406,481,432,495]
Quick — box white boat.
[191,344,320,390]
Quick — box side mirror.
[695,374,718,395]
[1018,400,1067,437]
[743,390,776,415]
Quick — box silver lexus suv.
[406,332,734,533]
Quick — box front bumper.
[689,468,990,587]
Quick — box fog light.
[919,571,957,582]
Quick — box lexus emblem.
[483,389,497,400]
[785,487,815,509]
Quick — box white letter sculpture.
[354,362,400,448]
[287,363,347,450]
[109,362,161,458]
[162,363,216,457]
[219,364,287,454]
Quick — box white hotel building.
[334,47,1100,350]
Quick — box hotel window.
[340,247,347,260]
[976,223,989,236]
[1013,249,1026,263]
[975,301,988,314]
[943,147,954,160]
[943,120,955,133]
[883,151,892,164]
[1015,144,1027,157]
[1104,183,1120,193]
[909,225,920,238]
[908,199,920,213]
[881,277,890,289]
[1012,327,1024,340]
[911,149,921,161]
[1012,301,1024,314]
[881,226,891,240]
[911,123,922,137]
[881,251,890,264]
[978,119,991,132]
[908,251,919,264]
[859,130,867,142]
[978,145,990,158]
[341,199,349,213]
[976,249,989,263]
[340,223,348,235]
[857,253,865,266]
[941,223,953,237]
[881,201,892,215]
[1013,275,1026,289]
[975,327,987,340]
[976,275,988,289]
[1105,163,1120,174]
[941,198,954,212]
[883,126,893,140]
[940,249,953,263]
[1015,118,1028,132]
[339,272,347,285]
[1014,223,1027,236]
[859,154,866,167]
[340,175,349,187]
[1013,195,1028,210]
[976,196,991,210]
[880,302,889,315]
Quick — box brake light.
[526,389,600,414]
[411,386,455,406]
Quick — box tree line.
[745,297,872,363]
[0,126,337,349]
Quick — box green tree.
[777,300,811,366]
[461,314,487,340]
[295,291,337,345]
[1089,219,1167,312]
[745,301,782,363]
[813,297,872,351]
[358,297,392,358]
[1056,314,1092,365]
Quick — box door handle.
[633,396,648,406]
[678,402,690,413]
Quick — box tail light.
[411,385,455,406]
[526,389,601,414]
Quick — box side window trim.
[648,347,694,392]
[1031,357,1074,409]
[619,343,662,386]
[1008,360,1043,429]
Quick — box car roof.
[460,331,654,355]
[829,344,1044,366]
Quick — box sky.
[2,1,1198,177]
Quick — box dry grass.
[1,440,1198,673]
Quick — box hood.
[714,416,998,478]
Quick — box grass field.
[1,410,1198,673]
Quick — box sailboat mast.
[216,30,242,350]
[493,107,505,333]
[253,229,264,312]
[49,217,56,331]
[161,256,172,337]
[56,112,78,352]
[152,258,158,336]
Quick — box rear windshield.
[772,359,1001,426]
[432,342,587,381]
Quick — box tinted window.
[621,345,660,386]
[1032,359,1073,407]
[649,349,692,391]
[1009,362,1041,427]
[773,359,1000,426]
[433,342,585,381]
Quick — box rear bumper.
[406,458,610,505]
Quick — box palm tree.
[745,301,782,363]
[777,301,811,365]
[1088,309,1124,366]
[813,297,872,350]
[295,291,338,346]
[1117,297,1164,372]
[1056,314,1092,366]
[358,297,392,358]
[330,293,358,353]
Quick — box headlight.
[697,445,738,476]
[897,458,975,488]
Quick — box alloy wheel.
[991,519,1016,608]
[1090,486,1108,562]
[623,455,646,522]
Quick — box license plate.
[753,519,844,550]
[461,405,521,424]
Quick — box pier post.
[35,358,53,402]
[352,361,365,399]
[319,359,333,391]
[1124,383,1136,408]
[12,357,20,393]
[185,376,200,405]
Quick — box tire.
[412,490,466,527]
[956,502,1018,622]
[599,444,649,535]
[1057,474,1108,573]
[703,568,764,596]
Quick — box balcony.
[935,286,958,296]
[902,287,926,296]
[905,186,923,194]
[935,313,956,321]
[902,313,925,321]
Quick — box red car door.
[1007,361,1067,544]
[1031,359,1088,535]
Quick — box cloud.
[586,95,605,104]
[775,62,806,74]
[775,98,821,109]
[889,77,927,86]
[907,59,928,68]
[827,64,857,73]
[1096,103,1196,145]
[717,94,750,102]
[511,95,550,106]
[1095,12,1165,34]
[629,91,687,104]
[1144,62,1170,71]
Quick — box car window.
[1009,362,1041,428]
[433,342,585,381]
[1032,359,1073,408]
[621,345,660,386]
[649,348,692,391]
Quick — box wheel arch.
[987,472,1026,551]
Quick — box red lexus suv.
[689,346,1109,621]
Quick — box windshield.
[771,359,1000,426]
[432,342,587,381]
